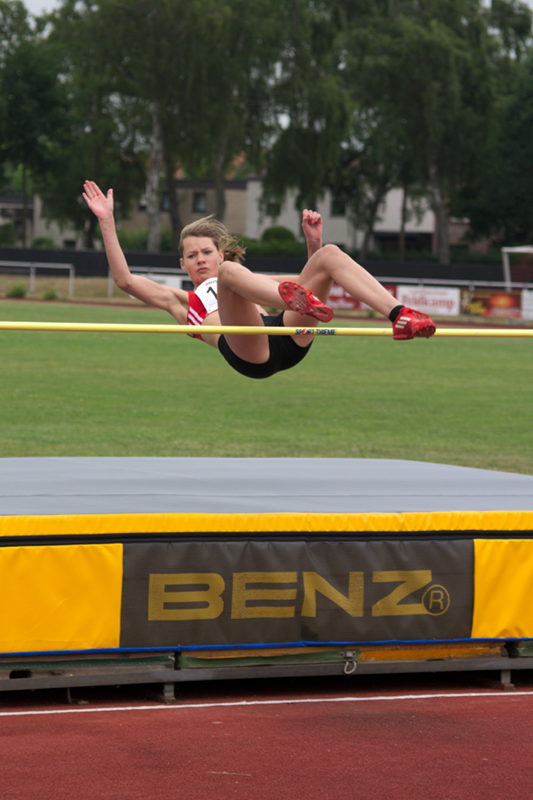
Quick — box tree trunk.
[162,134,183,250]
[146,107,163,252]
[83,215,98,250]
[21,166,28,248]
[360,183,389,261]
[360,226,372,261]
[399,184,408,259]
[429,162,450,264]
[213,131,229,221]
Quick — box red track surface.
[1,673,533,800]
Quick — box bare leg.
[218,261,289,308]
[289,245,435,341]
[217,248,434,352]
[216,263,272,364]
[217,250,399,352]
[217,260,333,360]
[293,244,398,317]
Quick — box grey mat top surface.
[0,458,532,516]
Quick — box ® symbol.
[422,584,450,616]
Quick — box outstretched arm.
[82,180,188,320]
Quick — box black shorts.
[217,312,312,379]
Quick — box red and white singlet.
[187,277,218,339]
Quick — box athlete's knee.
[319,243,343,260]
[218,260,241,287]
[309,243,341,265]
[218,260,236,277]
[307,243,343,277]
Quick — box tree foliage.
[0,0,532,252]
[459,48,533,244]
[0,2,68,243]
[261,0,351,211]
[338,0,499,262]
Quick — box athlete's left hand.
[302,209,323,251]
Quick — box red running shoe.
[392,307,436,340]
[278,280,334,323]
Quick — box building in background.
[244,180,435,254]
[3,178,482,257]
[0,195,34,246]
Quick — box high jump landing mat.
[1,457,533,693]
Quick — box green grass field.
[1,300,532,474]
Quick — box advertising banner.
[327,283,396,311]
[120,538,474,647]
[461,288,522,318]
[396,286,460,316]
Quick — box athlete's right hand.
[82,180,114,220]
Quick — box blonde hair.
[179,215,246,263]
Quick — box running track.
[1,673,532,799]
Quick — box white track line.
[1,690,533,718]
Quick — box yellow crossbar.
[0,321,532,337]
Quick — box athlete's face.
[180,236,223,286]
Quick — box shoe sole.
[279,281,333,323]
[393,321,436,340]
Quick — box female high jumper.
[82,180,436,379]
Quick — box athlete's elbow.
[115,274,133,292]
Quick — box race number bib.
[195,277,218,313]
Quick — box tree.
[0,1,30,197]
[53,0,283,251]
[0,0,30,67]
[0,27,68,245]
[330,118,408,260]
[455,1,532,244]
[460,50,533,244]
[341,1,497,263]
[489,0,532,63]
[261,0,351,212]
[38,0,147,248]
[11,0,284,250]
[145,105,163,253]
[84,0,194,246]
[175,0,283,223]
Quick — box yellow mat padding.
[472,538,533,639]
[0,543,122,652]
[0,510,532,537]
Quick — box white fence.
[107,267,192,299]
[0,260,75,298]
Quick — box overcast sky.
[24,0,59,15]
